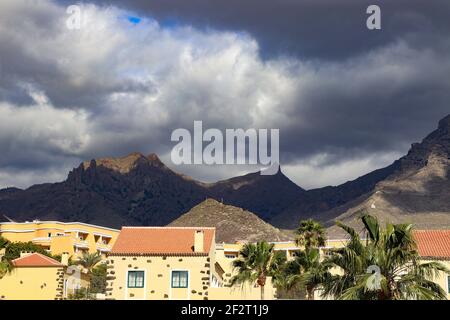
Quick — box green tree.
[0,260,12,279]
[0,236,9,249]
[287,247,332,300]
[295,219,326,249]
[3,241,52,262]
[67,288,89,300]
[75,252,102,299]
[90,263,107,294]
[231,242,286,300]
[0,239,63,279]
[323,214,449,300]
[76,252,102,273]
[0,236,10,279]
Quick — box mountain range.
[0,114,449,238]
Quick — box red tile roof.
[111,227,215,256]
[413,230,450,259]
[12,253,63,267]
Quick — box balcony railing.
[73,239,89,248]
[32,237,51,244]
[96,243,112,251]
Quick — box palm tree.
[0,260,12,279]
[76,252,102,273]
[0,236,12,280]
[231,242,286,300]
[287,247,332,300]
[323,214,449,300]
[75,252,102,299]
[295,219,326,249]
[0,236,9,250]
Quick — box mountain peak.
[438,114,450,131]
[147,153,164,167]
[82,152,164,174]
[397,114,450,172]
[426,113,450,141]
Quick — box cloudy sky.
[0,0,449,190]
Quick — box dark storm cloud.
[1,0,450,189]
[87,0,450,60]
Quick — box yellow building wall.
[209,279,276,300]
[50,236,75,256]
[422,260,450,300]
[0,221,119,260]
[106,255,213,300]
[0,231,36,243]
[0,266,64,300]
[213,243,278,300]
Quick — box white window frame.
[124,269,147,300]
[447,274,450,295]
[169,269,190,300]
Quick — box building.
[3,219,447,300]
[0,252,66,300]
[212,242,278,300]
[414,230,450,299]
[214,241,299,287]
[0,221,119,259]
[106,227,216,300]
[106,227,276,300]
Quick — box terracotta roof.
[111,227,215,256]
[12,253,63,267]
[413,230,450,259]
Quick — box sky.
[0,0,449,190]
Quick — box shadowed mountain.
[1,115,449,233]
[0,153,303,228]
[0,153,208,227]
[320,114,450,236]
[168,198,293,243]
[206,167,305,221]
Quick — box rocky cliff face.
[323,115,450,236]
[396,114,450,174]
[0,153,303,227]
[206,168,305,221]
[0,153,208,227]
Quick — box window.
[225,254,237,259]
[128,271,145,288]
[447,275,450,294]
[172,271,188,288]
[48,232,52,237]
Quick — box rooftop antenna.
[2,214,16,223]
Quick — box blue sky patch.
[127,16,141,25]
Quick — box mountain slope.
[322,115,450,236]
[271,162,400,228]
[0,115,449,233]
[0,153,303,228]
[206,168,305,221]
[168,198,292,243]
[0,153,208,227]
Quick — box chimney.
[20,251,32,258]
[61,252,70,266]
[194,230,204,253]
